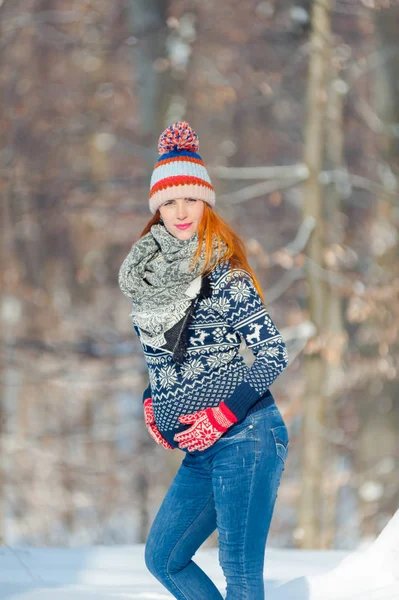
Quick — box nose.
[176,202,188,220]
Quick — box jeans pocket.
[271,425,289,466]
[221,419,254,441]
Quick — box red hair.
[138,203,266,306]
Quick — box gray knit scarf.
[118,223,227,363]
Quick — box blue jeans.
[144,404,289,599]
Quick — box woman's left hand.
[173,402,238,452]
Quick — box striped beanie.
[149,121,216,215]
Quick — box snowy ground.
[1,508,398,600]
[0,536,398,600]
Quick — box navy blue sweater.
[135,260,289,449]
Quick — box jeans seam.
[165,493,215,599]
[237,434,258,597]
[271,427,289,467]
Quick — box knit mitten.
[143,397,174,450]
[173,402,238,452]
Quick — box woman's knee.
[144,530,178,579]
[144,535,165,577]
[145,531,189,579]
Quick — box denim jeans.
[144,403,289,599]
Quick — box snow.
[1,509,398,599]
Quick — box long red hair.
[138,203,266,306]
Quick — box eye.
[187,198,197,202]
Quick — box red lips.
[176,223,192,229]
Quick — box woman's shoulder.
[207,259,253,288]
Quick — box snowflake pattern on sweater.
[135,260,289,448]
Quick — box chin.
[172,226,198,240]
[181,231,197,240]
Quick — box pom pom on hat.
[158,121,199,155]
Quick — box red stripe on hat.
[149,176,214,198]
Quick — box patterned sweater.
[134,260,289,449]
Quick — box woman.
[118,121,290,599]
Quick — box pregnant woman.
[118,121,290,599]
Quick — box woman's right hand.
[143,397,174,450]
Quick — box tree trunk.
[322,73,349,549]
[126,0,172,145]
[298,0,332,549]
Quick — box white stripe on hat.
[150,161,212,187]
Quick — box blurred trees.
[0,0,398,548]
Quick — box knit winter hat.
[149,121,216,215]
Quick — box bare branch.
[210,163,309,180]
[2,11,84,32]
[266,267,304,303]
[218,177,306,205]
[285,216,317,255]
[355,98,386,134]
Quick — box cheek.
[194,204,204,219]
[160,209,172,222]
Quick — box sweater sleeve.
[133,324,152,404]
[212,268,289,421]
[142,382,152,404]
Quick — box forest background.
[0,0,398,551]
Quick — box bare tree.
[298,0,332,549]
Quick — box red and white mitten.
[143,397,174,450]
[173,402,238,452]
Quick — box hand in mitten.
[173,402,238,452]
[143,397,174,450]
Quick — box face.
[158,197,205,240]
